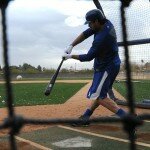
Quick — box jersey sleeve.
[83,28,95,39]
[79,29,108,62]
[79,40,103,62]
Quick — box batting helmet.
[84,9,105,24]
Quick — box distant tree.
[0,65,2,71]
[43,67,46,71]
[145,62,150,71]
[22,63,29,70]
[141,59,144,63]
[9,65,19,69]
[61,68,69,73]
[37,65,42,72]
[19,65,22,70]
[130,63,140,72]
[24,68,39,74]
[11,68,22,74]
[43,68,56,73]
[79,68,93,73]
[9,66,22,74]
[22,63,36,70]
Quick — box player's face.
[88,21,96,29]
[88,20,99,31]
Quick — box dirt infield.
[0,80,149,149]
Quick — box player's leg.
[98,64,127,117]
[80,99,99,118]
[82,64,123,118]
[81,70,108,119]
[72,99,99,127]
[108,65,120,101]
[98,97,127,117]
[71,71,104,126]
[108,89,119,101]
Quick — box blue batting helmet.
[84,9,105,24]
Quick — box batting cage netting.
[0,0,150,150]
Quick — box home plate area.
[52,136,91,148]
[16,125,150,150]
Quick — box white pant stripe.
[90,71,108,99]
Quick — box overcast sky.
[0,0,150,70]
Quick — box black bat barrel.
[44,59,64,96]
[44,83,53,96]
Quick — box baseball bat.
[93,0,106,18]
[44,58,64,96]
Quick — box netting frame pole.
[0,0,17,149]
[120,0,136,150]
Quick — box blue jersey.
[79,20,121,71]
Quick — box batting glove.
[62,54,72,60]
[64,45,73,54]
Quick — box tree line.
[0,63,94,74]
[0,62,150,74]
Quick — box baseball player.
[63,9,127,125]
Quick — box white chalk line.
[58,125,150,148]
[15,136,52,150]
[144,120,150,123]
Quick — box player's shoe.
[133,128,137,139]
[112,97,119,102]
[128,114,138,139]
[71,115,90,127]
[133,114,138,139]
[128,128,137,139]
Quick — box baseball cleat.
[133,129,137,139]
[71,115,90,127]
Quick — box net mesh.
[0,0,150,150]
[100,0,150,103]
[117,35,150,102]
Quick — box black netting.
[0,0,150,150]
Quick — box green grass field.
[113,80,150,102]
[0,79,149,108]
[0,83,86,108]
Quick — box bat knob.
[44,84,52,96]
[44,90,50,96]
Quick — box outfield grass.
[113,80,150,102]
[0,83,87,108]
[0,80,149,107]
